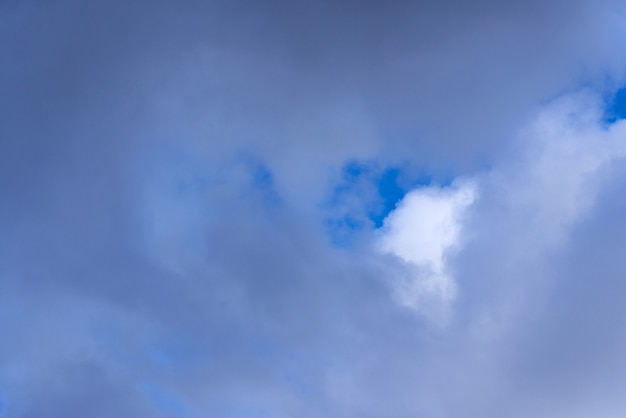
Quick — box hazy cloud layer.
[2,0,626,417]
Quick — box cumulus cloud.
[377,181,476,321]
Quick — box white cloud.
[487,92,626,263]
[377,181,476,320]
[458,92,626,345]
[375,91,626,327]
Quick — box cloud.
[448,92,626,416]
[377,181,476,321]
[3,0,626,416]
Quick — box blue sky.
[3,1,626,417]
[605,85,626,123]
[324,161,454,247]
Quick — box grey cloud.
[3,0,626,417]
[504,160,626,416]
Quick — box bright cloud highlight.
[377,181,476,320]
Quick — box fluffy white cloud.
[377,181,476,321]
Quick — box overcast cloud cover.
[3,0,626,416]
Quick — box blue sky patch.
[603,85,626,124]
[324,160,450,246]
[373,168,410,228]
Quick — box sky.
[2,0,626,416]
